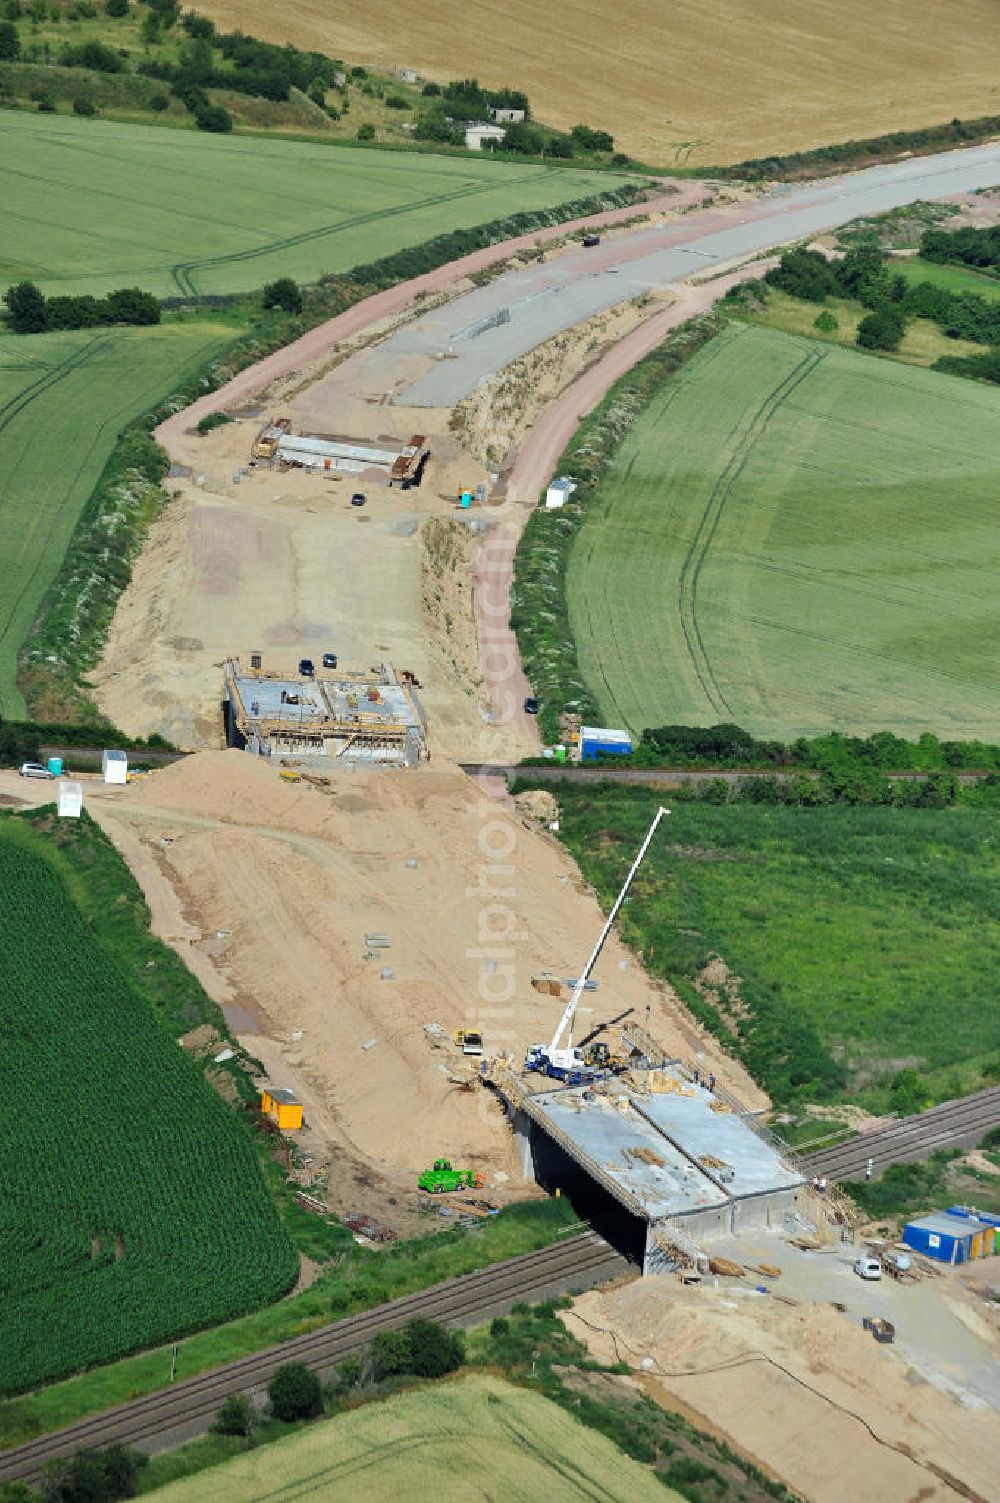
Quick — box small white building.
[465,123,506,151]
[333,70,346,87]
[102,749,128,785]
[399,67,418,84]
[546,476,577,509]
[57,781,83,818]
[491,107,525,124]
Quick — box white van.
[854,1256,882,1281]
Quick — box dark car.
[322,652,338,670]
[582,233,601,247]
[523,697,539,715]
[298,658,315,677]
[351,492,366,507]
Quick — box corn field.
[0,826,297,1394]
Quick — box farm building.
[902,1210,996,1263]
[261,1087,303,1131]
[57,782,83,818]
[399,67,418,83]
[545,476,576,509]
[491,106,526,123]
[102,749,128,785]
[225,657,426,765]
[579,725,633,762]
[465,123,507,151]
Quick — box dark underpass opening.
[528,1119,647,1266]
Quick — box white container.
[102,749,128,785]
[57,781,83,818]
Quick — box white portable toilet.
[545,476,576,509]
[102,749,128,785]
[58,781,83,818]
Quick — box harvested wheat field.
[111,753,763,1182]
[149,1374,679,1502]
[200,0,1000,165]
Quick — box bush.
[196,410,231,434]
[149,91,169,111]
[42,1443,147,1502]
[194,102,232,132]
[261,276,302,314]
[60,39,123,71]
[813,310,838,332]
[268,1362,323,1422]
[212,1393,252,1437]
[369,1318,464,1381]
[356,121,375,141]
[385,93,410,110]
[36,93,56,111]
[72,95,97,115]
[490,1316,510,1337]
[105,0,127,13]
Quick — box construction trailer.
[57,781,83,818]
[252,422,430,487]
[903,1210,997,1263]
[261,1086,303,1131]
[579,725,633,762]
[225,656,426,766]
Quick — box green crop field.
[0,320,232,719]
[566,322,1000,741]
[0,811,296,1394]
[151,1374,678,1503]
[0,111,631,297]
[544,786,1000,1105]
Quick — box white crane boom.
[549,805,669,1055]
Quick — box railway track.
[803,1083,1000,1180]
[0,1231,626,1488]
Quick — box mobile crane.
[525,806,669,1081]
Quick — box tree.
[856,304,906,351]
[213,1393,253,1437]
[105,286,160,324]
[72,95,97,115]
[194,102,232,132]
[570,123,613,153]
[261,276,302,314]
[404,1318,464,1378]
[369,1328,411,1380]
[268,1363,323,1422]
[813,310,838,332]
[0,19,20,58]
[149,91,169,111]
[104,0,127,14]
[4,281,47,333]
[356,121,374,141]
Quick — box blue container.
[47,756,63,776]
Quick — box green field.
[0,811,296,1394]
[0,320,232,718]
[149,1375,678,1503]
[544,786,1000,1104]
[566,322,1000,740]
[0,111,630,297]
[889,255,1000,298]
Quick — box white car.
[19,762,55,779]
[854,1256,882,1281]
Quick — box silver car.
[19,762,55,779]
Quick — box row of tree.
[3,281,159,332]
[636,721,1000,772]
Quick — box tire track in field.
[169,172,550,295]
[676,342,826,718]
[0,338,113,719]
